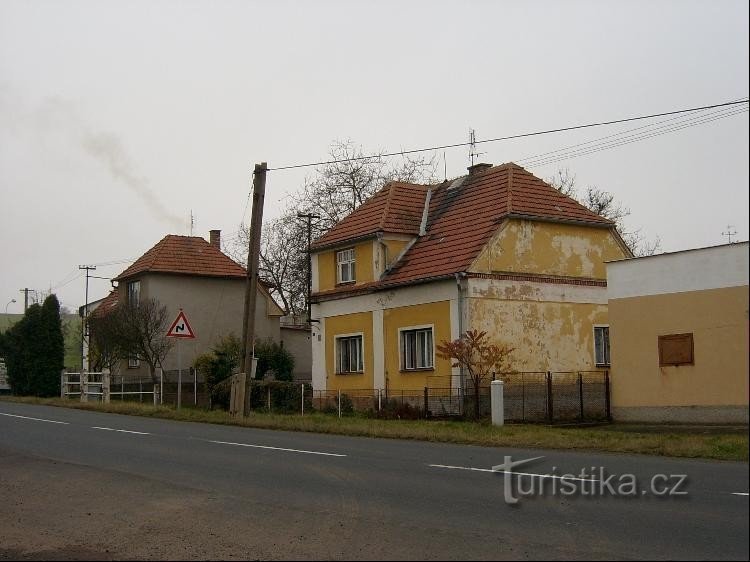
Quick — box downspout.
[454,271,467,392]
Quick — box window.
[336,335,363,373]
[401,327,434,370]
[658,333,694,366]
[336,248,356,283]
[127,280,141,307]
[594,326,610,367]
[128,355,140,369]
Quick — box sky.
[1,0,748,313]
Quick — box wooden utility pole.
[236,162,267,416]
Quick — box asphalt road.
[1,402,748,560]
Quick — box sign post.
[166,309,196,409]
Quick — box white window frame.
[336,248,356,284]
[128,355,140,369]
[593,325,610,367]
[335,332,364,374]
[127,280,141,308]
[399,325,435,371]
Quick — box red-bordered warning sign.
[167,309,196,339]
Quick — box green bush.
[254,339,295,382]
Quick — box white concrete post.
[102,369,111,404]
[338,389,342,419]
[80,371,89,403]
[491,379,505,426]
[60,370,66,399]
[301,383,305,416]
[153,384,160,407]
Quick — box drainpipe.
[455,272,467,392]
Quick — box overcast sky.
[1,0,748,313]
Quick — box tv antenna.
[469,128,485,166]
[722,224,737,243]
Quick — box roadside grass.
[2,396,747,462]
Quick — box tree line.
[0,294,65,396]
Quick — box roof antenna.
[469,128,485,166]
[722,224,737,243]
[443,151,447,181]
[190,210,195,236]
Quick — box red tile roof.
[90,290,119,319]
[312,162,615,292]
[114,235,247,281]
[310,182,431,250]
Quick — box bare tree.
[548,167,661,256]
[226,140,439,316]
[88,311,125,373]
[437,329,514,419]
[116,298,174,384]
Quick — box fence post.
[153,384,159,406]
[194,367,197,406]
[80,371,88,402]
[491,379,505,426]
[139,378,143,403]
[578,371,584,421]
[423,387,429,418]
[546,371,553,423]
[102,369,111,404]
[338,389,341,419]
[604,370,612,422]
[158,367,164,405]
[378,389,382,412]
[301,383,304,416]
[60,370,66,399]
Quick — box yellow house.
[310,162,631,393]
[607,242,749,423]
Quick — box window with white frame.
[128,355,140,369]
[127,280,141,308]
[594,326,610,367]
[401,327,434,370]
[336,248,356,283]
[336,335,363,373]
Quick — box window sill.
[400,368,435,374]
[336,280,357,287]
[335,371,364,376]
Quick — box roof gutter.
[504,213,614,229]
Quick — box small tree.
[88,310,125,373]
[116,298,174,384]
[254,339,295,382]
[437,330,514,419]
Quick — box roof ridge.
[378,182,397,231]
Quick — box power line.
[522,106,748,168]
[266,98,748,172]
[518,107,748,166]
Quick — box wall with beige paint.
[607,243,749,423]
[316,241,376,292]
[467,278,609,372]
[472,219,628,279]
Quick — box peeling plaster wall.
[467,278,609,372]
[472,219,627,279]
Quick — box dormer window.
[337,248,356,283]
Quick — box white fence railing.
[61,369,160,406]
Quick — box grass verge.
[2,396,747,462]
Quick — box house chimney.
[209,229,221,249]
[468,162,492,175]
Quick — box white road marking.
[91,426,150,435]
[428,464,599,482]
[731,492,749,496]
[208,440,346,457]
[0,412,69,425]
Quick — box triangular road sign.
[167,309,196,339]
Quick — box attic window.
[336,248,356,283]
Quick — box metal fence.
[498,371,610,422]
[160,368,210,408]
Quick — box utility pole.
[19,288,32,312]
[78,265,96,371]
[722,225,737,244]
[297,212,320,324]
[238,162,267,415]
